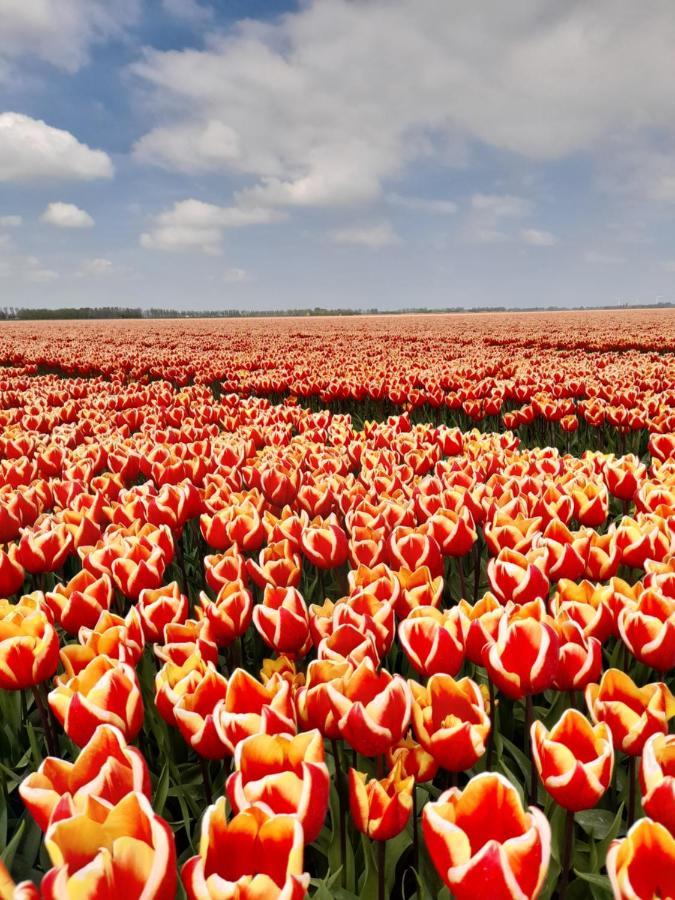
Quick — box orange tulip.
[0,543,25,596]
[458,593,505,665]
[75,606,145,668]
[483,607,559,700]
[348,759,414,840]
[386,526,443,578]
[531,710,613,811]
[300,515,348,569]
[174,665,230,758]
[618,588,675,672]
[246,539,302,589]
[410,674,490,771]
[487,547,550,606]
[423,772,550,900]
[44,570,113,635]
[20,724,150,831]
[198,580,253,648]
[606,818,675,900]
[253,585,311,658]
[0,594,59,691]
[552,619,602,692]
[639,733,675,835]
[327,659,411,756]
[386,734,438,782]
[227,730,329,842]
[48,656,144,747]
[182,801,309,900]
[41,792,176,900]
[586,669,675,756]
[17,523,72,574]
[295,658,352,740]
[214,669,296,755]
[155,653,208,725]
[398,605,466,678]
[393,566,443,617]
[137,581,189,642]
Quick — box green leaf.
[573,869,612,897]
[0,819,25,870]
[576,808,620,841]
[153,761,170,817]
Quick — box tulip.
[618,589,675,672]
[76,607,145,668]
[553,619,602,692]
[253,585,311,658]
[182,800,309,900]
[137,581,189,642]
[155,653,208,725]
[41,792,176,900]
[0,543,25,596]
[198,581,253,649]
[0,859,39,899]
[174,665,229,758]
[398,605,466,677]
[606,818,675,900]
[17,523,72,574]
[317,621,380,668]
[327,659,411,756]
[44,570,114,635]
[487,547,550,606]
[393,566,443,617]
[458,593,505,665]
[584,531,620,580]
[296,659,352,739]
[410,674,490,771]
[215,669,296,755]
[246,539,302,589]
[111,544,166,600]
[386,526,443,578]
[20,724,151,831]
[203,547,247,593]
[550,579,614,642]
[639,733,675,834]
[386,734,439,782]
[300,514,348,569]
[585,669,675,756]
[49,656,144,746]
[423,772,551,900]
[227,730,330,842]
[483,609,559,700]
[531,710,613,811]
[348,759,414,840]
[0,594,59,691]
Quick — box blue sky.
[2,0,675,310]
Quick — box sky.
[2,0,675,311]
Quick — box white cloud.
[0,243,58,283]
[161,0,212,25]
[521,228,558,246]
[132,0,675,216]
[585,250,625,265]
[0,113,113,182]
[0,215,22,227]
[140,198,284,254]
[464,192,531,243]
[223,267,248,283]
[79,257,113,276]
[0,0,139,73]
[41,202,94,228]
[388,193,457,214]
[471,194,532,218]
[329,220,400,248]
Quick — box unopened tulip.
[0,594,59,691]
[348,759,414,840]
[398,606,466,678]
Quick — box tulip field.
[0,309,674,899]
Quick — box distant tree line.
[1,302,674,321]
